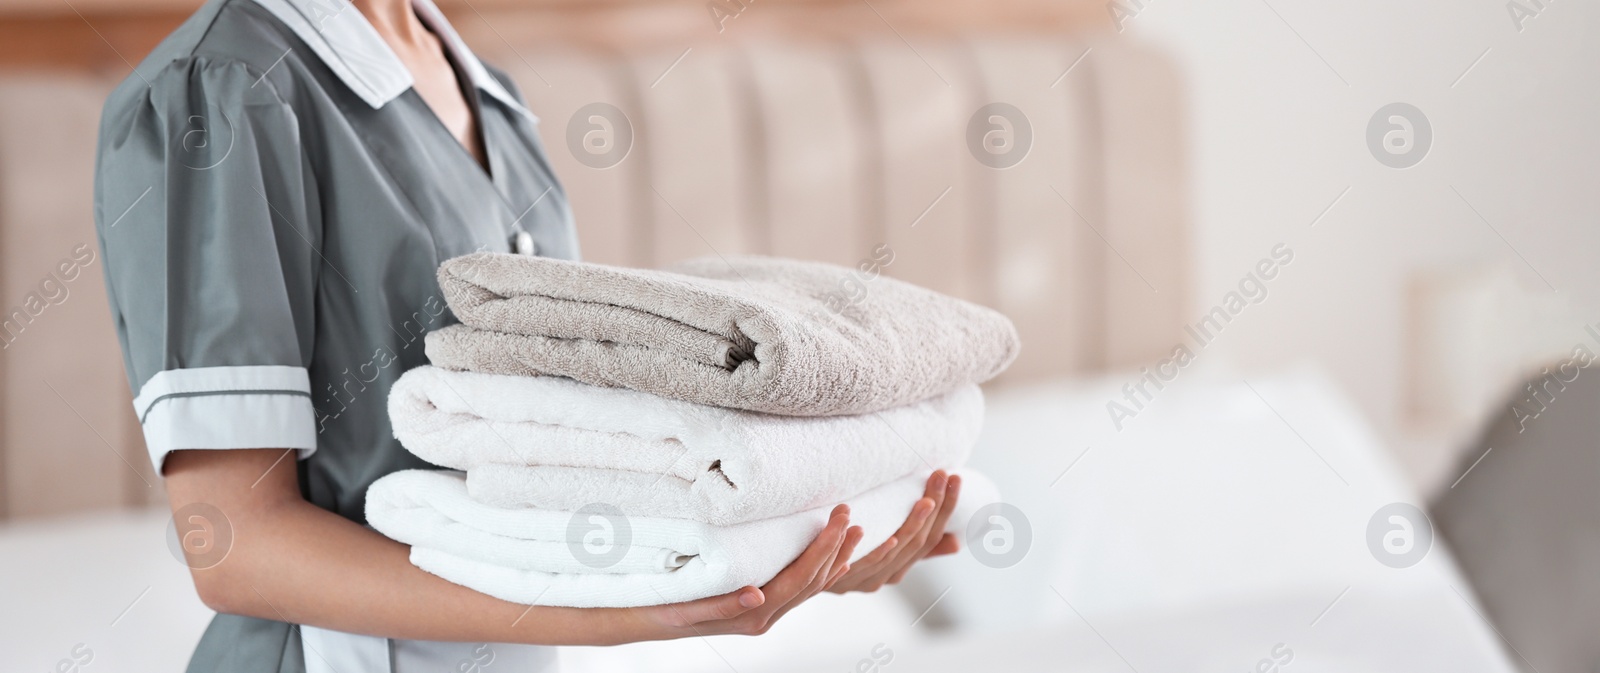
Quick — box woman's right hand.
[621,504,863,641]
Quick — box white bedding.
[906,365,1501,624]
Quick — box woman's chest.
[308,92,576,274]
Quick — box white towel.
[388,366,983,525]
[366,469,995,608]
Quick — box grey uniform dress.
[93,0,577,670]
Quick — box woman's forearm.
[167,448,650,646]
[165,445,903,647]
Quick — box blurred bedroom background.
[2,0,1596,670]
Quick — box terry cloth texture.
[388,366,983,525]
[365,469,997,608]
[425,253,1020,416]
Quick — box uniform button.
[513,231,537,256]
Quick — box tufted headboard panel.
[465,36,1190,384]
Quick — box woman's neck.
[352,0,429,47]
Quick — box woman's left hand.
[826,470,962,593]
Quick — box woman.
[93,0,963,670]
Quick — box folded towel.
[426,253,1020,416]
[388,366,983,525]
[365,469,996,607]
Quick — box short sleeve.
[95,57,320,473]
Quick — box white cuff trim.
[301,626,391,673]
[134,365,318,473]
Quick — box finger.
[826,526,864,584]
[926,532,960,556]
[828,563,851,590]
[773,523,862,624]
[654,585,765,628]
[799,535,846,601]
[848,534,900,575]
[779,524,846,613]
[859,535,900,567]
[802,514,852,592]
[855,474,945,590]
[766,522,855,627]
[875,499,935,575]
[884,474,948,568]
[826,525,864,586]
[825,532,890,594]
[713,513,844,638]
[790,518,853,605]
[919,474,960,554]
[888,475,962,584]
[759,505,851,605]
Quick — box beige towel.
[426,253,1020,416]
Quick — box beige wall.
[0,77,160,518]
[1128,0,1600,494]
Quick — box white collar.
[249,0,535,120]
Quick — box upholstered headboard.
[467,36,1189,380]
[0,32,1187,518]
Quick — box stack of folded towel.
[366,253,1020,608]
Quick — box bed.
[0,367,1518,671]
